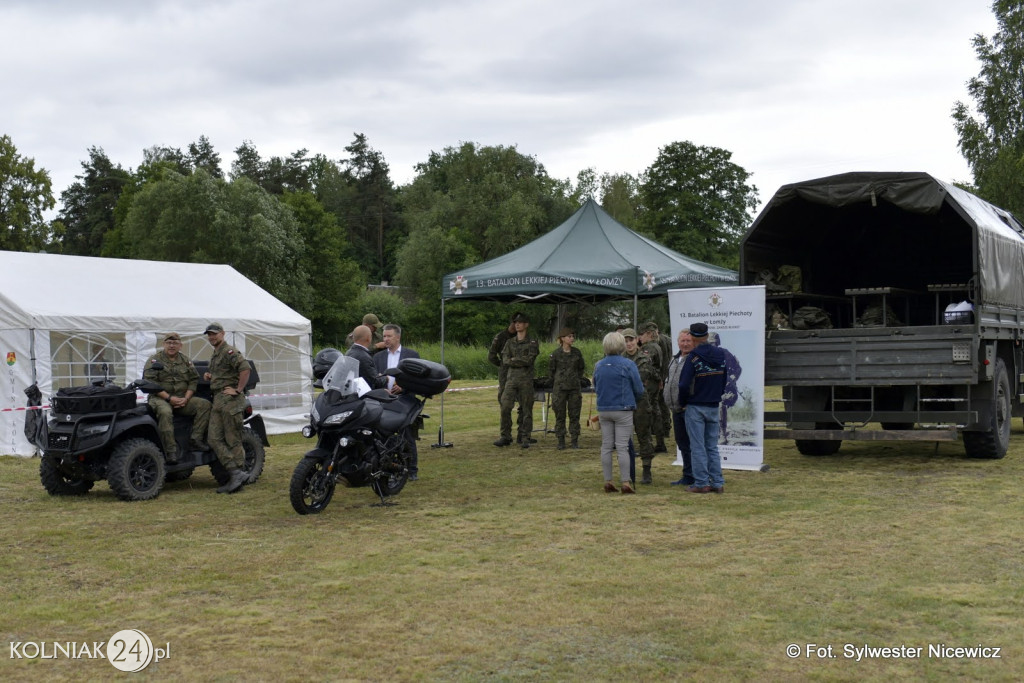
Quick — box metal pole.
[433,297,453,448]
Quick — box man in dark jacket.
[677,322,727,494]
[346,325,386,390]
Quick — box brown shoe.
[604,482,618,493]
[685,485,711,493]
[621,482,635,494]
[710,485,724,494]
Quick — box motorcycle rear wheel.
[290,457,336,515]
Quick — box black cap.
[512,312,529,323]
[689,322,709,337]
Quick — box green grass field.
[1,380,1021,681]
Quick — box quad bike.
[40,360,267,501]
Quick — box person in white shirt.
[373,324,421,479]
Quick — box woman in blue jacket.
[592,331,645,493]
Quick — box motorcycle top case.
[395,358,451,397]
[52,384,138,414]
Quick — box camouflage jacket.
[208,343,249,393]
[548,346,585,392]
[625,347,661,386]
[143,350,199,398]
[501,335,539,381]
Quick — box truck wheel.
[209,429,266,486]
[795,439,842,456]
[107,438,166,501]
[963,358,1011,459]
[795,424,842,456]
[40,457,94,496]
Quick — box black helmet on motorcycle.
[312,348,342,380]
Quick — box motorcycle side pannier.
[395,358,451,397]
[52,384,138,414]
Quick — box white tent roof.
[0,251,309,335]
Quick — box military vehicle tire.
[107,438,166,500]
[40,457,94,496]
[963,358,1010,459]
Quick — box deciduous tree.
[0,135,54,251]
[952,0,1024,216]
[639,141,757,269]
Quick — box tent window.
[242,335,306,410]
[50,333,127,390]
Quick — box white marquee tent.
[0,250,313,456]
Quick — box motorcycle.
[289,352,450,515]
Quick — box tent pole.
[633,267,640,328]
[433,298,453,448]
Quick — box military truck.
[741,172,1024,458]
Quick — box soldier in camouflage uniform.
[623,328,660,484]
[494,312,539,449]
[547,327,586,450]
[489,312,526,438]
[143,332,211,463]
[344,313,385,353]
[640,321,671,452]
[203,322,251,494]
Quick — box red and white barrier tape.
[3,387,499,414]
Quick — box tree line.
[1,133,758,344]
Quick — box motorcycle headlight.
[323,410,354,426]
[79,422,110,438]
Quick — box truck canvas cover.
[742,172,1024,311]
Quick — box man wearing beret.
[144,332,211,464]
[677,322,728,494]
[203,323,250,494]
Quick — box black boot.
[641,465,652,485]
[217,468,247,494]
[557,436,566,450]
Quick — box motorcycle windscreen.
[320,356,370,398]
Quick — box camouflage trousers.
[209,392,245,470]
[550,388,582,441]
[500,378,535,443]
[633,394,654,463]
[149,396,211,458]
[644,381,665,441]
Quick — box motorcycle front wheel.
[290,457,336,515]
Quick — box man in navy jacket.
[677,322,727,494]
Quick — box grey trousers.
[599,410,634,483]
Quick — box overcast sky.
[2,0,999,213]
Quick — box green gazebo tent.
[432,198,737,445]
[442,198,737,306]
